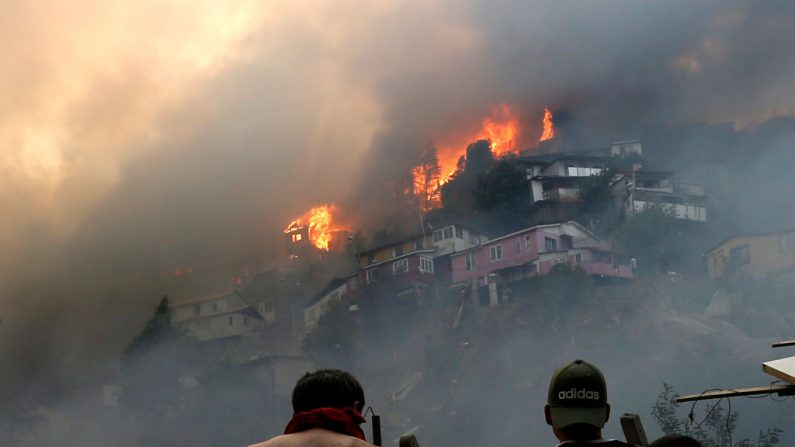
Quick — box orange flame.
[411,104,522,211]
[539,108,554,142]
[284,204,345,251]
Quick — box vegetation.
[651,383,782,447]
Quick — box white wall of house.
[432,225,487,255]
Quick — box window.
[567,166,603,177]
[560,235,573,250]
[193,304,200,315]
[525,234,532,251]
[490,245,503,262]
[392,259,408,275]
[465,252,477,271]
[243,317,249,327]
[366,268,379,283]
[514,240,521,254]
[455,227,463,238]
[432,229,443,242]
[368,254,377,264]
[228,315,234,326]
[291,233,302,242]
[443,226,454,240]
[574,253,582,264]
[545,237,557,252]
[729,244,750,267]
[393,245,404,257]
[414,239,424,250]
[420,257,434,273]
[780,233,795,252]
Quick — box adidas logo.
[558,388,600,400]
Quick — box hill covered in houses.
[9,120,795,447]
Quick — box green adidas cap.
[547,359,609,429]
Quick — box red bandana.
[284,407,367,441]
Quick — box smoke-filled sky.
[2,0,795,394]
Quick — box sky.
[2,0,795,398]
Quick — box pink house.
[450,221,633,287]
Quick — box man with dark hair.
[249,369,376,447]
[544,359,637,446]
[649,434,702,447]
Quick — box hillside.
[350,273,795,447]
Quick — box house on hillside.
[450,221,633,304]
[356,223,490,300]
[706,229,795,287]
[171,291,264,341]
[614,170,707,222]
[303,273,359,332]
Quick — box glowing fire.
[539,108,554,142]
[284,204,345,251]
[411,104,522,211]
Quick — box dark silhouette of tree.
[441,140,495,215]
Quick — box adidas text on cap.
[547,359,609,429]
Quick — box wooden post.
[620,413,648,447]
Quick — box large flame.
[284,204,345,251]
[539,108,555,142]
[411,104,522,211]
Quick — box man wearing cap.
[545,359,637,446]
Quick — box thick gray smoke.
[1,0,795,441]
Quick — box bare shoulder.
[247,430,377,447]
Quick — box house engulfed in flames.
[284,204,350,257]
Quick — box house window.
[393,246,404,257]
[465,252,477,271]
[780,233,795,252]
[560,235,573,250]
[443,226,454,240]
[366,268,379,283]
[729,244,750,267]
[228,315,234,326]
[291,233,302,242]
[575,253,582,264]
[392,259,408,275]
[368,254,377,264]
[420,257,434,273]
[545,237,557,252]
[490,245,503,262]
[243,317,249,327]
[525,234,532,251]
[432,229,443,242]
[455,227,463,238]
[514,240,521,254]
[414,239,424,250]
